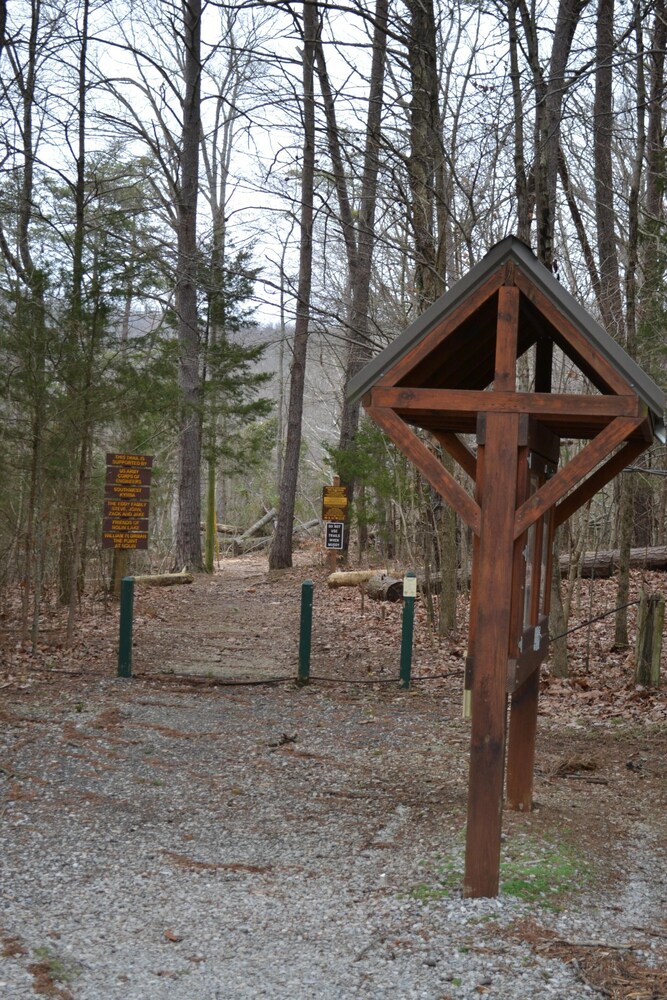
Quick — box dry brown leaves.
[0,562,666,729]
[509,918,667,1000]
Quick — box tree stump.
[635,591,664,688]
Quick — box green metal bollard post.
[298,579,314,684]
[118,576,135,678]
[399,571,417,688]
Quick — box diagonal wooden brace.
[366,406,481,535]
[514,415,646,539]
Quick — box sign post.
[399,571,417,688]
[322,476,348,570]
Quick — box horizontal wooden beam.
[514,416,645,539]
[366,406,481,535]
[371,386,644,420]
[554,438,649,527]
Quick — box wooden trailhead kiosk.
[347,237,665,898]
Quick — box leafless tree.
[269,0,317,569]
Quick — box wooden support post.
[507,432,541,813]
[464,411,519,898]
[494,285,519,390]
[111,549,129,599]
[506,668,541,811]
[463,428,486,718]
[535,337,553,393]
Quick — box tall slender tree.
[311,0,388,555]
[173,0,204,570]
[0,0,53,646]
[269,0,317,570]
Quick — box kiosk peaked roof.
[347,236,665,442]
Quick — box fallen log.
[367,575,404,602]
[234,507,277,542]
[327,569,459,599]
[234,518,320,553]
[326,544,667,598]
[131,572,194,586]
[559,546,667,578]
[232,508,278,554]
[369,571,462,600]
[200,523,244,535]
[327,570,387,588]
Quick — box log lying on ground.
[367,575,404,602]
[367,572,463,600]
[200,523,243,535]
[132,572,194,586]
[559,546,667,579]
[325,546,667,602]
[327,570,387,588]
[234,508,277,540]
[232,508,278,554]
[327,569,459,600]
[234,518,320,553]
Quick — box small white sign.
[325,521,344,550]
[403,575,417,598]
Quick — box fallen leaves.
[0,562,665,730]
[506,918,667,1000]
[552,755,600,777]
[161,850,273,874]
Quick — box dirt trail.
[131,557,306,681]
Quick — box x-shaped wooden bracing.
[362,278,655,900]
[366,398,648,534]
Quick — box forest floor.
[1,545,667,999]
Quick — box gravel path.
[1,565,666,999]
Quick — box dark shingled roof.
[347,236,665,442]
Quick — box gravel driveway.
[1,562,666,999]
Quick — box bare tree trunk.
[437,457,457,636]
[0,0,6,62]
[513,0,588,668]
[593,0,630,644]
[516,0,590,268]
[405,0,445,306]
[614,3,647,646]
[175,0,204,571]
[269,0,317,570]
[638,3,666,551]
[314,0,388,553]
[507,0,531,241]
[403,0,456,630]
[594,0,624,338]
[549,526,569,676]
[644,0,666,265]
[63,0,92,644]
[0,2,49,644]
